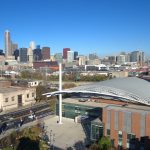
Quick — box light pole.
[59,63,62,124]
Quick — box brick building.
[103,105,150,149]
[63,48,70,59]
[42,47,50,60]
[0,80,36,111]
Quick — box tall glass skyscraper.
[20,48,28,62]
[4,30,11,57]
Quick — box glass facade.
[56,101,103,141]
[56,102,101,119]
[91,123,103,141]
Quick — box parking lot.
[44,116,86,150]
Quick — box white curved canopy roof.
[44,77,150,106]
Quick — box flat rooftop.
[62,98,150,112]
[0,86,30,94]
[106,105,150,113]
[63,98,110,108]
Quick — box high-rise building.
[42,47,50,60]
[4,30,11,57]
[36,45,40,49]
[28,47,33,64]
[0,49,4,55]
[67,51,74,62]
[74,51,78,60]
[130,51,144,66]
[108,56,116,65]
[13,49,19,60]
[125,53,131,62]
[63,48,70,59]
[116,55,126,65]
[19,48,28,62]
[54,53,63,63]
[33,48,42,61]
[89,53,99,60]
[29,41,36,50]
[11,43,18,55]
[78,55,87,66]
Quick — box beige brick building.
[0,82,36,111]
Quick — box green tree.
[98,136,112,150]
[20,70,31,79]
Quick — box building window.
[5,98,8,102]
[91,124,103,141]
[75,106,80,114]
[127,133,135,140]
[118,131,123,147]
[11,96,15,101]
[27,94,29,98]
[126,133,136,149]
[32,93,34,97]
[107,129,110,136]
[118,131,123,139]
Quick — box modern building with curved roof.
[44,77,150,149]
[44,77,150,106]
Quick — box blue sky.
[0,0,150,57]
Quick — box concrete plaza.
[43,116,87,150]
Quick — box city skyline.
[0,0,150,57]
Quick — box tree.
[36,85,48,102]
[88,143,100,150]
[62,83,76,89]
[98,136,112,150]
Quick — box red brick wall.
[103,108,107,136]
[118,111,124,131]
[145,113,150,137]
[110,110,118,147]
[131,112,141,139]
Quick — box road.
[0,102,54,137]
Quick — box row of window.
[107,129,135,139]
[107,129,135,148]
[5,96,15,102]
[27,93,35,98]
[4,93,35,103]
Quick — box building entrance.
[18,95,22,107]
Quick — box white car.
[28,114,35,119]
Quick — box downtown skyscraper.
[4,30,11,57]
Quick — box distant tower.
[74,51,78,60]
[67,51,74,62]
[28,41,35,64]
[4,30,11,57]
[20,48,28,62]
[29,41,36,50]
[11,43,18,55]
[42,47,50,60]
[63,48,70,59]
[28,47,33,64]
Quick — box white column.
[59,63,62,124]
